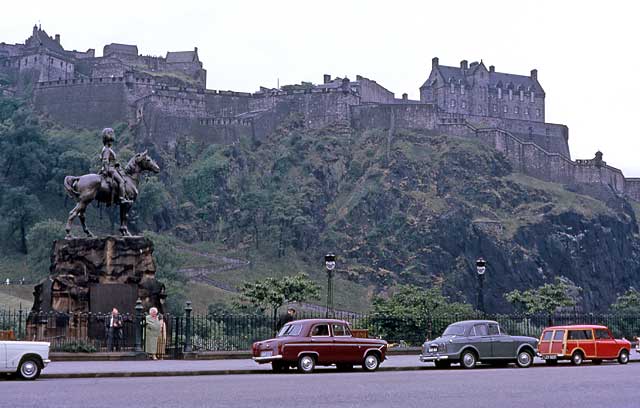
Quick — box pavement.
[4,361,640,408]
[40,351,640,379]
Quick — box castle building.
[421,58,545,123]
[1,26,639,202]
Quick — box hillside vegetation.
[1,97,639,313]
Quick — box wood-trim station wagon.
[420,320,539,369]
[252,318,388,373]
[538,325,631,366]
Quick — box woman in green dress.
[145,307,162,360]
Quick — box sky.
[3,0,640,174]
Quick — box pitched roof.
[422,62,545,94]
[166,51,198,63]
[25,27,65,54]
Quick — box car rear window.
[568,330,593,340]
[277,324,303,337]
[311,324,330,336]
[541,331,553,341]
[553,330,565,341]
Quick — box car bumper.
[252,355,283,364]
[420,354,452,362]
[43,359,51,367]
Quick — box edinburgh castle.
[2,25,639,201]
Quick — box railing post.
[18,308,23,340]
[134,299,143,352]
[184,301,193,353]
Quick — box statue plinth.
[29,236,166,340]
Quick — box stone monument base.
[28,236,166,340]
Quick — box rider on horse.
[100,128,132,205]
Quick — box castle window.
[503,106,508,113]
[519,90,524,101]
[450,100,456,108]
[450,82,455,93]
[536,109,541,117]
[493,105,497,113]
[530,92,535,102]
[509,89,513,100]
[461,86,465,95]
[461,101,467,109]
[515,106,520,114]
[498,87,502,99]
[525,108,529,116]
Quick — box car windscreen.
[277,324,303,337]
[442,324,465,336]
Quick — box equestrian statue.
[64,128,160,238]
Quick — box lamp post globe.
[475,257,486,314]
[325,254,336,318]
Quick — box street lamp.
[325,253,336,318]
[476,257,486,314]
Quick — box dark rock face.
[32,236,166,315]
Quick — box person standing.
[156,314,167,360]
[277,307,297,330]
[145,307,162,360]
[106,308,124,352]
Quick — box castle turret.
[460,60,468,70]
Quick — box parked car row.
[252,318,634,373]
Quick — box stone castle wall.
[34,77,129,128]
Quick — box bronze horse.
[64,151,160,238]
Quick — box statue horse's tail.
[64,176,81,199]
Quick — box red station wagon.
[538,324,631,366]
[252,318,388,373]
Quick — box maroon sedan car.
[252,318,387,373]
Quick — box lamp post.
[134,298,143,352]
[184,301,193,353]
[325,253,336,318]
[476,257,486,314]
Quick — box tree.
[0,187,42,253]
[239,273,320,331]
[505,276,582,319]
[611,287,640,314]
[26,219,65,279]
[370,284,475,344]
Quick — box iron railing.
[1,309,639,354]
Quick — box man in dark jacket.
[106,308,124,351]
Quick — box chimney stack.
[432,57,439,68]
[55,34,60,44]
[530,69,538,80]
[489,65,495,73]
[402,93,408,101]
[460,60,468,70]
[323,74,331,84]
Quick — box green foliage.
[611,287,640,314]
[0,187,42,253]
[56,339,97,353]
[370,284,475,343]
[182,145,230,207]
[26,219,65,279]
[239,273,320,328]
[505,276,582,314]
[134,177,170,231]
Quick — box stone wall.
[34,78,128,128]
[350,104,439,129]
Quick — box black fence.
[1,309,639,355]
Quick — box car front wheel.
[298,355,316,374]
[18,358,41,380]
[516,350,534,368]
[618,349,629,365]
[460,350,477,369]
[363,353,380,372]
